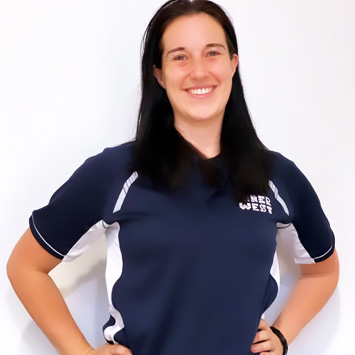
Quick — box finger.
[252,330,270,344]
[110,344,132,355]
[257,318,269,330]
[250,339,272,354]
[260,350,282,355]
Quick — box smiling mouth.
[186,87,215,95]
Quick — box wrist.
[75,344,94,355]
[81,346,95,355]
[270,326,288,355]
[56,339,93,355]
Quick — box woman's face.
[154,13,238,127]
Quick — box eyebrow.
[166,43,226,57]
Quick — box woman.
[7,1,339,354]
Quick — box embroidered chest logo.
[239,195,272,214]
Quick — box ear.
[153,65,166,89]
[231,54,239,75]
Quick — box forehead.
[161,13,227,51]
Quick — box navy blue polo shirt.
[29,141,335,355]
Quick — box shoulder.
[268,151,311,189]
[83,141,134,170]
[268,151,298,178]
[268,151,322,215]
[267,151,318,208]
[73,141,135,180]
[57,141,135,198]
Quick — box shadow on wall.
[265,234,341,354]
[6,235,108,355]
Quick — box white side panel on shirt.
[63,220,107,262]
[104,223,124,343]
[103,171,139,343]
[270,180,314,264]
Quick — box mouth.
[186,86,216,96]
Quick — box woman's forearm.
[9,269,93,355]
[272,250,339,345]
[7,228,94,355]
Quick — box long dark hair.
[133,0,271,202]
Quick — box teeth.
[188,87,213,95]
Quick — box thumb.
[258,318,269,330]
[110,344,132,355]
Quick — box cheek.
[209,62,234,86]
[221,65,235,82]
[163,66,185,87]
[223,67,235,90]
[165,75,187,106]
[164,79,183,110]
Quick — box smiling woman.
[153,14,238,138]
[6,1,339,355]
[135,0,273,200]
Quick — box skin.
[153,13,238,158]
[7,13,339,355]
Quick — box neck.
[174,117,222,159]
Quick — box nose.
[189,58,208,80]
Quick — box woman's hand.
[85,343,132,355]
[250,319,283,355]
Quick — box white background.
[1,0,354,354]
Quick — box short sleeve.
[271,154,335,264]
[29,152,111,262]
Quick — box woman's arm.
[251,249,339,354]
[7,228,132,355]
[273,249,339,343]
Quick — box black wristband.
[270,326,288,355]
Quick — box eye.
[173,55,186,61]
[208,51,220,57]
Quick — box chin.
[189,112,220,122]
